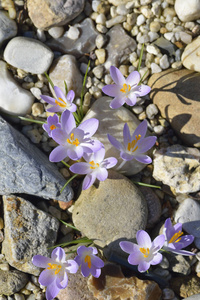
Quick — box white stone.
[4,37,54,74]
[164,32,174,41]
[82,97,152,176]
[49,54,83,97]
[182,36,200,72]
[146,44,160,55]
[116,4,129,15]
[148,32,159,42]
[136,14,146,26]
[159,54,170,69]
[175,0,200,22]
[151,63,162,74]
[96,13,106,24]
[0,60,34,115]
[105,15,126,28]
[92,0,101,12]
[66,26,80,40]
[179,32,192,44]
[48,26,64,39]
[149,21,161,32]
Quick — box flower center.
[47,263,62,275]
[140,247,150,258]
[50,124,56,130]
[127,134,141,152]
[169,231,184,244]
[89,160,99,169]
[55,97,67,108]
[84,255,92,268]
[67,133,80,146]
[120,83,131,94]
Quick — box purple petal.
[96,168,108,181]
[126,71,140,85]
[102,84,119,97]
[138,261,150,272]
[61,110,76,133]
[77,245,88,256]
[128,251,143,265]
[110,66,125,85]
[67,146,84,160]
[110,96,125,109]
[174,223,183,232]
[123,123,131,148]
[40,95,56,105]
[81,263,91,277]
[150,252,163,265]
[68,103,77,112]
[125,93,137,106]
[164,218,175,242]
[93,147,105,163]
[46,106,63,113]
[134,154,152,164]
[49,145,68,162]
[133,120,148,140]
[82,173,97,190]
[67,90,75,102]
[164,246,195,256]
[51,128,67,145]
[70,162,91,175]
[82,140,102,153]
[39,269,56,286]
[135,84,151,97]
[137,136,157,153]
[65,259,79,273]
[54,86,66,101]
[102,157,118,169]
[90,266,101,278]
[152,234,165,250]
[91,247,98,255]
[137,230,152,248]
[172,235,194,250]
[120,241,136,254]
[56,271,68,289]
[121,152,134,161]
[78,118,99,137]
[51,247,65,262]
[107,134,123,151]
[45,279,60,300]
[32,255,52,268]
[91,256,104,268]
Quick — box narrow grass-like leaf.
[138,69,149,85]
[60,174,78,194]
[18,116,46,125]
[61,160,71,168]
[132,181,161,189]
[137,43,145,72]
[64,80,68,95]
[44,72,54,89]
[59,220,79,231]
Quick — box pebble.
[146,103,159,119]
[4,37,54,74]
[92,65,104,79]
[0,11,17,46]
[175,0,200,22]
[137,14,146,26]
[182,36,200,72]
[66,26,80,40]
[0,270,28,296]
[30,87,42,100]
[31,103,44,117]
[105,15,126,28]
[48,26,64,39]
[160,54,170,69]
[151,62,162,73]
[0,60,34,115]
[95,34,107,49]
[95,48,106,64]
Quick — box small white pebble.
[0,263,9,271]
[95,48,106,64]
[30,87,42,100]
[154,125,164,135]
[146,45,160,55]
[96,13,106,24]
[151,63,162,74]
[96,24,107,33]
[31,103,44,116]
[66,26,80,40]
[164,32,174,41]
[92,65,104,79]
[48,26,64,39]
[92,0,101,12]
[159,54,170,69]
[179,32,192,44]
[148,31,159,42]
[106,15,126,28]
[136,14,146,26]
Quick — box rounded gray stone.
[4,37,54,74]
[72,170,148,248]
[0,270,28,296]
[0,11,17,46]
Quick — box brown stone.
[170,275,200,298]
[88,263,162,300]
[148,69,200,147]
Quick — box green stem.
[137,43,145,72]
[60,174,78,194]
[59,220,79,231]
[18,116,46,125]
[73,112,81,125]
[132,181,161,189]
[61,160,71,168]
[44,72,54,89]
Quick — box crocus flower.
[102,66,151,109]
[107,120,156,164]
[32,247,78,300]
[49,110,102,162]
[69,147,117,190]
[120,230,165,273]
[162,218,195,256]
[43,114,61,137]
[74,245,104,277]
[41,86,76,113]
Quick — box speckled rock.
[0,116,73,202]
[4,37,54,74]
[175,0,200,22]
[164,253,191,275]
[72,170,148,249]
[47,18,98,58]
[0,270,28,296]
[27,0,85,30]
[170,276,200,299]
[184,294,200,300]
[104,24,137,69]
[153,145,200,194]
[0,60,34,115]
[2,195,59,275]
[148,69,200,148]
[83,97,153,176]
[88,263,162,300]
[49,55,83,97]
[0,11,17,46]
[182,37,200,72]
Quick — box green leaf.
[44,72,54,89]
[18,116,46,125]
[60,174,78,194]
[64,80,68,95]
[137,43,145,72]
[131,181,161,189]
[59,220,79,231]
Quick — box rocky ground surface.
[0,0,200,299]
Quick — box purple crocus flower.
[49,110,102,162]
[162,218,195,256]
[32,247,78,300]
[74,245,104,278]
[107,120,156,164]
[41,86,76,113]
[102,66,151,109]
[120,230,165,273]
[43,114,61,137]
[69,147,117,190]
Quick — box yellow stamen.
[47,263,62,275]
[89,160,99,169]
[120,83,131,93]
[84,255,91,268]
[140,247,150,258]
[55,97,66,108]
[50,124,56,130]
[127,134,141,152]
[169,231,184,244]
[67,132,80,146]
